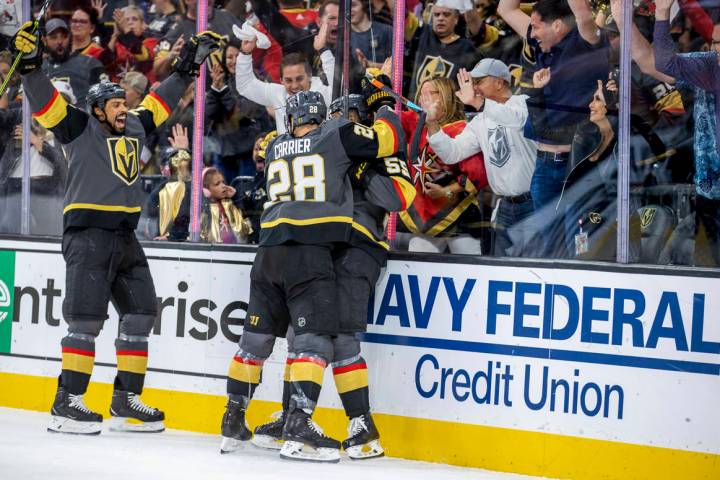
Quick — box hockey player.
[13,21,221,435]
[250,93,415,459]
[220,90,403,462]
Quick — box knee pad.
[67,319,104,337]
[331,333,361,364]
[291,333,333,363]
[119,314,156,337]
[239,330,276,359]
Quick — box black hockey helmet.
[86,82,126,113]
[285,91,326,134]
[329,94,368,122]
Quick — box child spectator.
[201,167,253,244]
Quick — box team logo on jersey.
[107,137,140,185]
[488,126,510,168]
[415,55,455,86]
[641,207,657,229]
[411,145,450,193]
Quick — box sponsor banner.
[0,240,719,460]
[0,250,15,353]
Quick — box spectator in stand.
[0,0,22,51]
[0,121,68,235]
[426,59,538,257]
[653,0,720,266]
[120,71,149,109]
[351,0,392,69]
[42,18,106,106]
[233,130,274,244]
[392,75,488,254]
[497,0,610,257]
[109,6,159,82]
[235,24,334,133]
[250,0,319,62]
[405,0,481,99]
[70,5,114,69]
[370,0,393,26]
[153,0,242,80]
[146,0,183,39]
[206,42,274,181]
[201,167,253,244]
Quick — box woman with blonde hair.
[398,75,489,254]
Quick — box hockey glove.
[350,161,377,190]
[171,31,224,77]
[12,21,43,75]
[361,73,395,114]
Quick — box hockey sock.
[289,355,326,411]
[332,356,370,418]
[114,336,149,394]
[227,350,264,406]
[60,334,95,395]
[282,356,294,411]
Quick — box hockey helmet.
[86,82,126,113]
[329,94,368,123]
[285,91,327,134]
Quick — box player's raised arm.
[337,106,404,160]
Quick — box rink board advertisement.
[0,238,718,479]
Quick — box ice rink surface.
[0,407,549,480]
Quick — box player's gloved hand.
[258,130,278,159]
[361,72,395,114]
[350,161,376,190]
[12,21,43,75]
[172,31,224,77]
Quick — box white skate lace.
[68,394,93,415]
[348,416,368,437]
[307,418,329,438]
[129,393,156,415]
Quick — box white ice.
[0,407,548,480]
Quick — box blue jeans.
[530,154,569,258]
[494,196,535,257]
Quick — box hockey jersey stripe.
[32,90,68,129]
[116,350,148,357]
[391,177,416,211]
[260,215,353,229]
[352,222,389,250]
[140,91,171,127]
[63,203,143,214]
[373,118,399,158]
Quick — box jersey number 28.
[266,154,326,203]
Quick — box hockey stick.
[365,73,424,113]
[0,0,54,97]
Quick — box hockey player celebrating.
[250,93,415,460]
[12,21,221,435]
[220,90,404,462]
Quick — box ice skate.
[252,410,286,450]
[280,408,341,463]
[219,399,251,454]
[109,390,165,433]
[48,386,103,435]
[343,413,384,460]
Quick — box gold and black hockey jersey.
[260,108,405,246]
[23,69,190,231]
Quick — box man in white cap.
[423,58,538,257]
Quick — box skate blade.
[346,440,384,460]
[279,441,340,463]
[220,436,248,454]
[251,434,284,450]
[48,416,102,435]
[108,417,165,433]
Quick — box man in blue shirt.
[498,0,610,257]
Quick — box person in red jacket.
[109,6,159,83]
[398,76,489,254]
